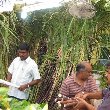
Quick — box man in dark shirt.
[81,61,110,110]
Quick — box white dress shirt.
[8,57,41,99]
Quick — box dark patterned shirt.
[98,86,110,110]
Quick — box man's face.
[18,50,29,60]
[105,68,110,85]
[81,70,92,81]
[81,64,92,81]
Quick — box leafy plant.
[0,87,48,110]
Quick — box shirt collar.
[19,56,31,63]
[25,56,31,63]
[73,73,88,86]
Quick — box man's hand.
[75,92,89,100]
[63,99,78,108]
[18,84,28,91]
[75,92,85,98]
[73,97,88,110]
[55,96,78,109]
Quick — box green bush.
[0,87,48,110]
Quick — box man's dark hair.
[76,63,86,73]
[18,42,30,51]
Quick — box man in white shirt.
[7,42,41,100]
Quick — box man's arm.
[83,91,103,100]
[7,72,12,82]
[18,79,41,91]
[60,80,70,97]
[27,79,41,87]
[74,97,96,110]
[1,72,12,87]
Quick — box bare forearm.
[87,91,102,99]
[19,79,41,91]
[27,79,41,87]
[84,101,96,110]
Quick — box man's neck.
[75,75,85,86]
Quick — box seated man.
[59,61,98,110]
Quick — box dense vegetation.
[0,0,110,109]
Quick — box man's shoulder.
[63,74,75,83]
[26,57,35,63]
[26,57,38,67]
[87,76,97,84]
[13,57,20,62]
[88,75,95,80]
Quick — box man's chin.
[82,79,87,81]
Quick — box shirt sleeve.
[32,64,41,80]
[89,76,98,92]
[8,60,14,74]
[60,80,70,97]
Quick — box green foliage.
[0,0,109,109]
[0,87,47,110]
[0,87,8,97]
[25,103,46,110]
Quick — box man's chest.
[69,83,90,97]
[13,61,32,72]
[12,61,33,79]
